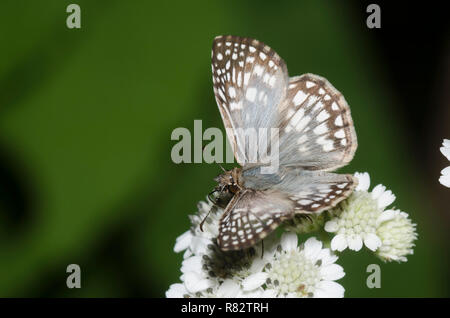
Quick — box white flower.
[376,210,417,262]
[325,172,396,252]
[173,199,223,256]
[170,234,263,298]
[441,139,450,160]
[166,283,188,298]
[440,139,450,188]
[244,233,345,298]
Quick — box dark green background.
[0,0,449,297]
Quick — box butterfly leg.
[199,205,214,232]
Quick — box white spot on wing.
[246,87,257,102]
[228,86,236,98]
[331,102,339,111]
[296,116,311,132]
[313,122,328,135]
[335,115,343,126]
[317,109,330,122]
[293,90,308,106]
[334,129,345,139]
[244,72,250,85]
[306,81,316,88]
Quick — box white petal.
[315,281,345,298]
[348,235,363,251]
[280,232,298,252]
[364,233,382,251]
[443,139,450,148]
[184,272,214,293]
[238,289,264,298]
[183,249,193,259]
[330,234,348,251]
[166,283,187,298]
[190,236,211,255]
[324,220,339,233]
[441,166,450,175]
[174,230,193,253]
[242,272,269,291]
[198,200,211,212]
[355,172,370,191]
[249,257,266,273]
[376,209,396,225]
[377,189,395,209]
[261,289,278,298]
[440,174,450,188]
[441,145,450,161]
[318,249,338,266]
[217,279,240,297]
[440,167,450,187]
[304,237,323,260]
[371,184,386,200]
[181,256,203,274]
[320,264,345,281]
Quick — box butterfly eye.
[228,183,239,193]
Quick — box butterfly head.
[214,167,243,194]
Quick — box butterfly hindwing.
[242,167,358,213]
[273,169,357,213]
[277,74,357,170]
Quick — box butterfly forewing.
[211,35,289,165]
[218,189,293,251]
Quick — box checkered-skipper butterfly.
[210,35,358,251]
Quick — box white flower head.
[246,233,345,298]
[325,172,396,252]
[170,235,263,298]
[440,139,450,188]
[376,210,417,262]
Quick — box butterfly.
[210,35,358,251]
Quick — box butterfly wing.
[276,74,357,171]
[273,168,357,213]
[217,189,293,251]
[217,168,357,251]
[242,167,357,214]
[211,35,289,165]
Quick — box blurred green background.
[0,0,449,297]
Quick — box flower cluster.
[323,172,417,262]
[167,200,345,298]
[440,139,450,188]
[167,172,418,297]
